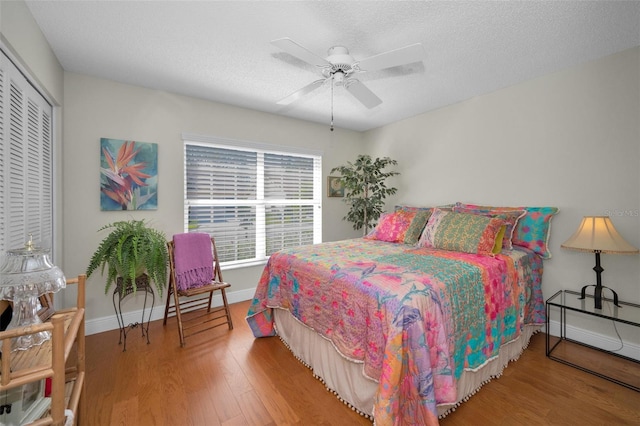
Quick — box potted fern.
[86,219,169,296]
[331,155,399,236]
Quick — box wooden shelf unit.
[0,274,86,426]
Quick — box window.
[184,134,322,267]
[0,50,53,253]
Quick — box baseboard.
[86,287,257,336]
[547,319,640,361]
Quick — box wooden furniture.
[163,237,233,346]
[546,289,640,392]
[0,274,86,425]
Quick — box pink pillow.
[365,210,417,243]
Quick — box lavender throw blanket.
[173,233,213,291]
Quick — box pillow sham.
[512,207,559,259]
[395,205,433,213]
[492,225,507,254]
[455,203,559,258]
[403,209,432,245]
[365,210,417,243]
[417,208,505,255]
[452,205,526,250]
[395,204,454,213]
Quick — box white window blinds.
[0,50,53,253]
[184,136,322,267]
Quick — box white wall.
[62,72,365,321]
[365,47,640,347]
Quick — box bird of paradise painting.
[100,138,158,210]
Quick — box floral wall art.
[100,138,158,210]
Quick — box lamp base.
[6,294,50,351]
[579,284,621,310]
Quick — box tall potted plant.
[86,219,169,295]
[331,155,399,236]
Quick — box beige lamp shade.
[561,216,639,254]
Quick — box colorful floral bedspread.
[246,239,544,425]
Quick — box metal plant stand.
[112,274,155,351]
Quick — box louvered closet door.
[0,50,53,253]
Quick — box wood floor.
[85,300,640,425]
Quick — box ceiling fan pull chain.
[330,74,334,132]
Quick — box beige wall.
[62,72,365,321]
[366,47,640,345]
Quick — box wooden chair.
[163,236,233,346]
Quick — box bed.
[246,204,557,425]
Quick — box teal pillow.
[512,207,559,259]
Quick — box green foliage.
[331,155,399,235]
[86,220,169,296]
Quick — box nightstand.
[545,290,640,392]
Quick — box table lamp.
[561,216,639,309]
[0,235,66,350]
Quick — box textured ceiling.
[25,0,640,132]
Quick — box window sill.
[221,259,269,271]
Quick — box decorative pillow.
[492,225,507,254]
[395,205,432,212]
[417,208,506,255]
[455,203,559,258]
[453,205,526,250]
[436,204,456,210]
[365,210,417,243]
[455,202,520,212]
[395,204,454,212]
[512,207,559,259]
[403,210,433,245]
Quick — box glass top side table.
[545,290,640,392]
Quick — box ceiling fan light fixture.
[327,46,353,64]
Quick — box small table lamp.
[561,216,639,309]
[0,235,66,350]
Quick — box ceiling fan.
[272,38,426,112]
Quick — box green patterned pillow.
[453,205,526,250]
[455,202,559,258]
[403,209,433,245]
[418,208,505,255]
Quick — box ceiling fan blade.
[277,79,327,105]
[355,43,425,72]
[344,79,382,109]
[271,38,331,69]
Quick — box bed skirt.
[274,307,541,420]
